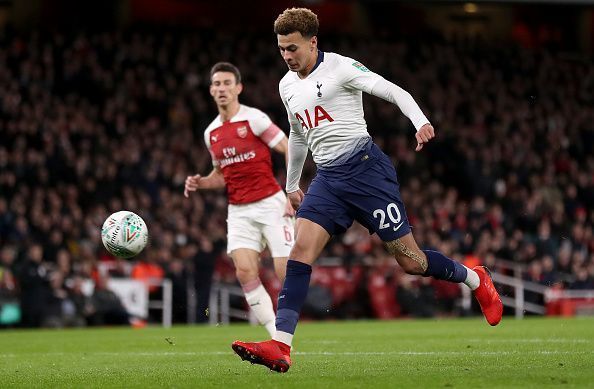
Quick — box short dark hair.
[210,62,241,84]
[274,7,319,38]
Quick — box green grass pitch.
[1,317,593,388]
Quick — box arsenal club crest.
[237,126,248,138]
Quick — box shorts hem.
[226,243,263,255]
[296,210,345,236]
[377,224,412,242]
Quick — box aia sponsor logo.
[295,105,334,131]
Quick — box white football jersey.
[279,52,380,166]
[280,51,430,192]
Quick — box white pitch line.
[292,351,592,356]
[1,350,592,358]
[466,338,590,343]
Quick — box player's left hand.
[288,189,304,211]
[184,174,202,197]
[284,197,296,217]
[415,123,435,152]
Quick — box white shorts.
[227,191,294,257]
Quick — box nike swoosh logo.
[393,222,404,232]
[287,95,294,102]
[249,302,261,307]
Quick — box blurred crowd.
[0,27,593,327]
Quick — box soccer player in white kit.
[184,62,294,337]
[232,8,503,372]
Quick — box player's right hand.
[415,123,435,152]
[287,189,304,211]
[184,174,202,198]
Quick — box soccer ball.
[101,211,149,259]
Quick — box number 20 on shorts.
[373,203,403,231]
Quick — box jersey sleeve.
[203,128,219,166]
[337,55,430,131]
[249,108,284,148]
[337,55,383,94]
[370,78,430,131]
[278,81,303,135]
[280,83,308,193]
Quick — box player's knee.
[235,266,258,284]
[289,239,310,262]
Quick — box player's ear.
[310,36,317,51]
[236,82,243,95]
[209,83,216,97]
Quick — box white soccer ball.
[101,211,149,259]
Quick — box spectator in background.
[0,246,20,327]
[15,244,51,327]
[0,246,17,296]
[541,255,558,286]
[570,267,594,290]
[87,275,130,326]
[70,276,95,326]
[43,270,85,328]
[193,237,223,324]
[524,261,545,306]
[131,253,165,294]
[396,274,436,318]
[165,258,188,324]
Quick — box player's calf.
[240,278,276,337]
[384,239,427,275]
[385,238,481,291]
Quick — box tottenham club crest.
[237,126,248,138]
[316,82,323,98]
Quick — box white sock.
[464,266,480,290]
[244,284,276,337]
[273,330,293,347]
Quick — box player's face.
[210,72,242,107]
[277,32,317,73]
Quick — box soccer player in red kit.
[184,62,294,337]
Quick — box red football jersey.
[204,105,284,204]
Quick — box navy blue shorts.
[297,141,411,241]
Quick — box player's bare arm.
[272,136,289,161]
[183,167,225,197]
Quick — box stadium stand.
[0,20,592,326]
